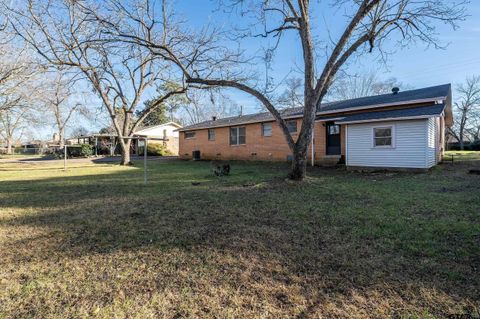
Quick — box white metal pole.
[311,128,315,166]
[64,145,67,171]
[144,138,148,185]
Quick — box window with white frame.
[230,127,246,145]
[373,126,393,147]
[208,129,215,141]
[262,123,272,137]
[184,131,196,139]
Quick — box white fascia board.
[336,114,441,125]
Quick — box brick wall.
[179,119,346,163]
[166,137,179,155]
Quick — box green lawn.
[0,154,44,159]
[0,155,479,318]
[445,150,480,161]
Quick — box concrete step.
[315,156,341,167]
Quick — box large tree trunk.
[119,139,132,165]
[459,126,465,150]
[288,97,317,181]
[289,145,308,180]
[59,127,65,148]
[6,138,13,155]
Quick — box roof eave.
[176,114,303,132]
[316,96,447,115]
[335,114,443,125]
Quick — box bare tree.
[0,44,40,112]
[70,126,90,138]
[5,0,186,165]
[39,73,89,148]
[467,112,480,142]
[277,77,304,109]
[449,76,480,149]
[0,105,29,154]
[0,40,45,154]
[86,0,466,179]
[327,71,404,101]
[271,71,403,110]
[179,90,242,125]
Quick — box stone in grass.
[468,169,480,175]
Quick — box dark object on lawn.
[468,169,480,175]
[191,182,201,186]
[211,161,231,176]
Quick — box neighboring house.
[67,134,119,155]
[64,122,182,156]
[178,84,453,170]
[133,122,182,155]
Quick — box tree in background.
[180,90,242,125]
[0,106,28,154]
[277,71,404,109]
[277,78,303,109]
[0,42,44,154]
[137,101,168,127]
[136,83,188,127]
[6,0,186,165]
[449,75,480,149]
[70,126,90,138]
[0,44,40,113]
[40,73,89,148]
[327,71,404,101]
[95,0,466,179]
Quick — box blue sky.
[175,0,480,114]
[34,1,480,139]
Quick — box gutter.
[335,114,443,125]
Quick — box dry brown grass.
[1,156,479,318]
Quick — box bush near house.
[54,144,94,158]
[79,144,94,157]
[139,142,173,156]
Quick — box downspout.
[345,124,348,167]
[311,125,315,166]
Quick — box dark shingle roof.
[318,84,450,112]
[322,103,446,124]
[178,107,303,131]
[179,84,451,131]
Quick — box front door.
[326,122,341,155]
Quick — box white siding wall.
[346,119,433,169]
[135,124,179,137]
[426,117,437,167]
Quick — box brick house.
[178,84,453,169]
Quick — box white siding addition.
[346,119,437,169]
